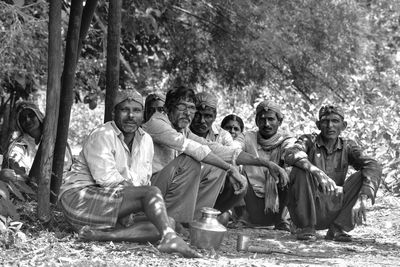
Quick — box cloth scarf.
[257,131,289,214]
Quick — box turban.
[255,100,283,120]
[195,92,217,110]
[318,105,344,119]
[113,89,143,109]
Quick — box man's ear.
[316,120,321,130]
[255,114,260,128]
[111,109,115,120]
[342,120,347,130]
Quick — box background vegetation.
[0,0,399,196]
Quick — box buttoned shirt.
[241,131,296,197]
[142,112,242,174]
[60,121,153,195]
[285,133,381,191]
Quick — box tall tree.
[50,0,84,204]
[50,0,99,202]
[104,0,122,122]
[36,0,62,221]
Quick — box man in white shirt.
[59,89,201,258]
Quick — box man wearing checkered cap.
[59,89,201,258]
[285,105,382,242]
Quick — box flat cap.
[195,92,217,109]
[113,89,143,109]
[255,100,283,120]
[318,105,344,119]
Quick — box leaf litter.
[0,192,399,266]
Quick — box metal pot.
[189,207,227,250]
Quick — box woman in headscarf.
[143,92,166,123]
[2,101,72,181]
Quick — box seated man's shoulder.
[244,130,258,139]
[142,112,170,131]
[339,136,359,147]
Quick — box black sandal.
[325,228,352,242]
[296,227,317,241]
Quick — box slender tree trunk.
[50,0,98,201]
[77,0,98,61]
[93,11,136,80]
[104,0,122,122]
[51,0,84,202]
[36,0,63,221]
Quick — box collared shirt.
[60,121,153,195]
[285,133,381,190]
[142,112,242,174]
[242,131,296,197]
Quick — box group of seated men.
[0,85,382,258]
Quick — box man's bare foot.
[79,225,108,241]
[158,232,202,258]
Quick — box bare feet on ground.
[79,226,107,241]
[158,232,202,258]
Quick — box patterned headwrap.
[255,100,283,121]
[113,89,143,109]
[195,92,217,110]
[318,105,344,119]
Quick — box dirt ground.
[1,191,400,267]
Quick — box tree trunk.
[104,0,122,122]
[77,0,99,61]
[36,0,63,222]
[51,0,84,202]
[50,0,98,201]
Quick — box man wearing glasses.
[285,105,381,242]
[142,86,288,230]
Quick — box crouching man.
[58,89,201,258]
[285,105,382,241]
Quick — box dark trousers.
[214,176,247,214]
[288,167,363,231]
[244,181,289,226]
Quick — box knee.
[179,154,201,173]
[147,186,162,198]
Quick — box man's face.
[113,100,143,135]
[19,109,41,137]
[168,98,196,131]
[256,110,281,139]
[190,107,216,136]
[222,120,242,140]
[317,113,346,141]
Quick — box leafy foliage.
[0,0,399,193]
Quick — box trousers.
[288,167,363,231]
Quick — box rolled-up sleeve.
[188,131,242,164]
[285,134,310,166]
[347,140,382,193]
[143,114,211,161]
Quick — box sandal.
[296,227,317,241]
[325,227,352,242]
[274,221,291,232]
